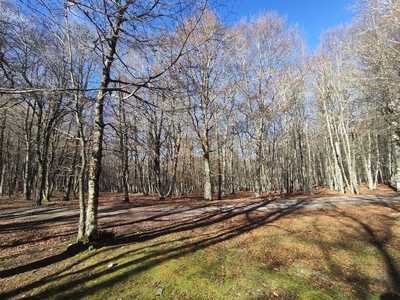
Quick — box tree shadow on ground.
[311,219,373,300]
[101,203,213,231]
[249,201,400,299]
[2,197,400,299]
[0,204,213,250]
[0,231,76,249]
[0,204,135,234]
[0,197,307,299]
[0,207,62,220]
[316,204,400,299]
[0,205,203,277]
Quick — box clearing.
[1,188,400,300]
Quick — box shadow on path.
[0,198,307,299]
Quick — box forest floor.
[0,185,400,300]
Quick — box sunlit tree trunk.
[85,10,125,240]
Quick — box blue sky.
[226,0,355,49]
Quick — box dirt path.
[1,194,399,224]
[0,194,399,272]
[0,193,400,299]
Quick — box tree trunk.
[77,128,87,241]
[85,94,104,239]
[23,105,34,201]
[217,130,223,200]
[23,139,33,200]
[0,110,6,195]
[255,138,263,197]
[118,95,129,202]
[85,11,124,240]
[203,150,212,200]
[64,138,79,201]
[391,134,400,191]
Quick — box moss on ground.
[17,206,400,299]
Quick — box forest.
[0,0,400,299]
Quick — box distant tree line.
[0,0,399,243]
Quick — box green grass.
[21,207,400,299]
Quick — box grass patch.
[5,205,400,300]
